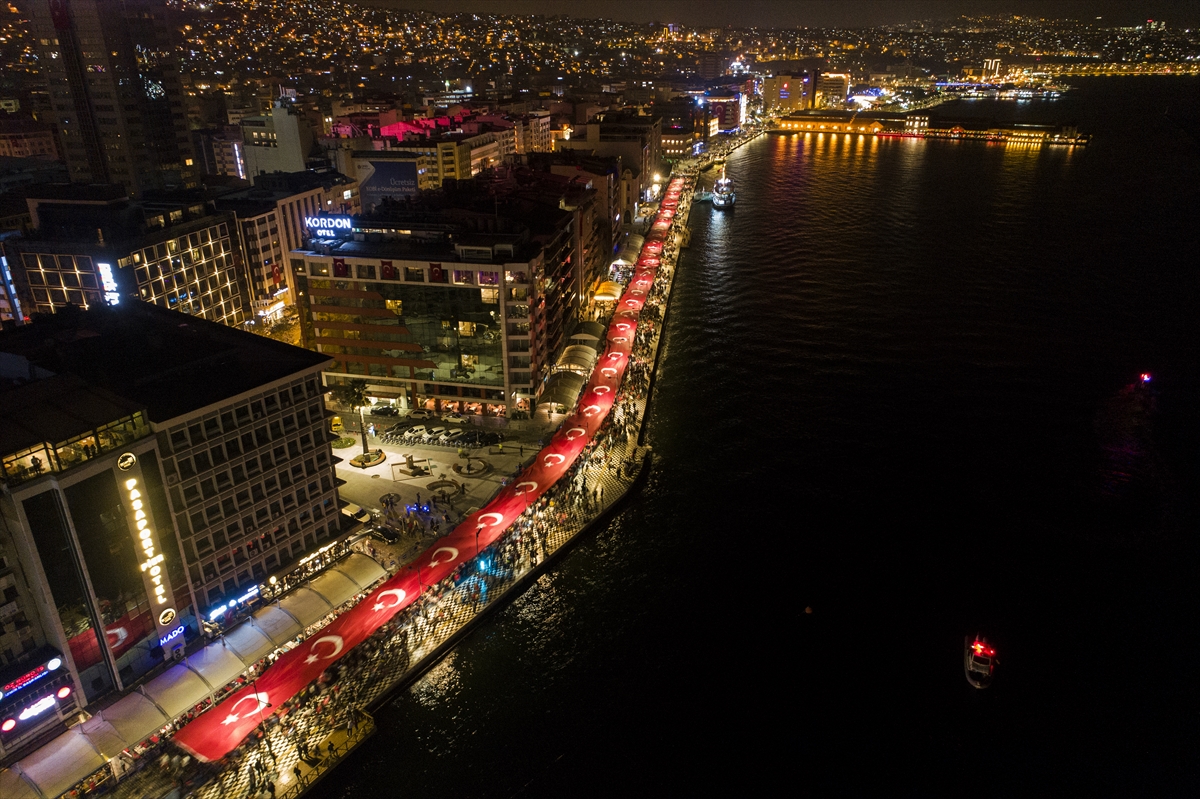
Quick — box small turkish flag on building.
[430,263,444,282]
[272,264,281,285]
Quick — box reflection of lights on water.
[412,653,462,706]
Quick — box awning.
[99,690,170,747]
[182,641,246,693]
[570,321,607,347]
[143,664,211,719]
[249,607,303,648]
[556,345,599,374]
[594,281,624,302]
[277,586,334,630]
[331,553,387,592]
[537,371,588,410]
[0,553,387,798]
[9,726,107,799]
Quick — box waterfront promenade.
[25,176,695,799]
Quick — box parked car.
[340,503,371,523]
[444,412,469,424]
[422,426,447,443]
[370,526,399,544]
[408,409,435,420]
[405,425,428,440]
[440,429,465,444]
[369,404,399,416]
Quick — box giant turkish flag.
[172,184,677,762]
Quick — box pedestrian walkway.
[48,172,694,799]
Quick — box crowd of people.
[66,174,693,799]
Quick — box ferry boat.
[964,635,998,689]
[712,168,735,210]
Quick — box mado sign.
[305,215,352,232]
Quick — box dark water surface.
[315,79,1200,797]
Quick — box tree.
[329,379,370,456]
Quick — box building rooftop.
[0,370,144,456]
[0,302,332,423]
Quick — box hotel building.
[3,186,251,328]
[0,301,339,758]
[291,192,581,416]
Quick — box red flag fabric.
[172,177,684,762]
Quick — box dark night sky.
[368,0,1200,28]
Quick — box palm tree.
[329,378,370,456]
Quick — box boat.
[712,167,735,210]
[964,635,998,689]
[695,190,714,202]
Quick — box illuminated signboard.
[125,476,173,613]
[158,625,185,647]
[18,695,56,721]
[0,656,62,701]
[97,262,120,305]
[304,215,352,232]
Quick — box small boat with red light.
[964,635,997,689]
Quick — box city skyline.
[369,0,1200,28]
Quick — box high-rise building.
[0,301,342,756]
[28,0,197,197]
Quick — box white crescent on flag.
[601,367,618,377]
[477,512,504,527]
[372,589,407,612]
[514,481,539,494]
[428,547,459,567]
[592,386,611,394]
[564,427,587,439]
[304,635,345,664]
[220,692,271,726]
[543,453,566,466]
[582,405,602,416]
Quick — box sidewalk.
[72,172,694,799]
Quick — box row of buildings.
[0,0,674,766]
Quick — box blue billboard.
[355,158,419,210]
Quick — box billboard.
[355,158,419,210]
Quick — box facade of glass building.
[292,202,577,415]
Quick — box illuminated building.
[703,91,743,132]
[217,170,360,302]
[213,197,288,321]
[0,301,342,757]
[762,74,814,113]
[240,103,317,179]
[291,186,583,416]
[3,185,250,328]
[26,0,197,197]
[816,73,851,106]
[0,118,58,160]
[554,113,662,203]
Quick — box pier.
[770,112,1089,146]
